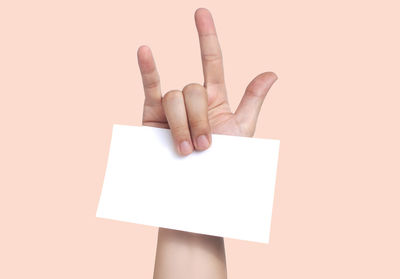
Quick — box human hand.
[137,8,278,156]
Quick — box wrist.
[157,227,225,250]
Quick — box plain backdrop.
[1,0,399,278]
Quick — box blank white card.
[96,124,280,243]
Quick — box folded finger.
[162,90,193,156]
[182,83,211,151]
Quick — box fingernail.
[179,141,192,155]
[196,135,210,150]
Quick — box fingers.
[182,83,211,151]
[194,8,227,95]
[162,84,211,156]
[162,90,194,156]
[137,45,162,106]
[234,72,278,136]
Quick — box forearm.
[153,228,227,279]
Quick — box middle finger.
[182,83,211,151]
[162,90,193,156]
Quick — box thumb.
[234,72,278,136]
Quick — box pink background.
[1,0,399,278]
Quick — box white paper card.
[96,124,280,243]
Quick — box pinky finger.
[137,45,162,106]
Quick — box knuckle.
[162,90,182,103]
[144,78,160,89]
[245,87,264,98]
[182,83,205,96]
[189,118,210,132]
[237,119,255,137]
[171,125,190,139]
[201,53,222,63]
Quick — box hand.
[138,8,278,279]
[137,8,278,156]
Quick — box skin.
[137,7,278,279]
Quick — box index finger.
[194,8,227,93]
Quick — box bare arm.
[137,7,277,279]
[153,228,227,279]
